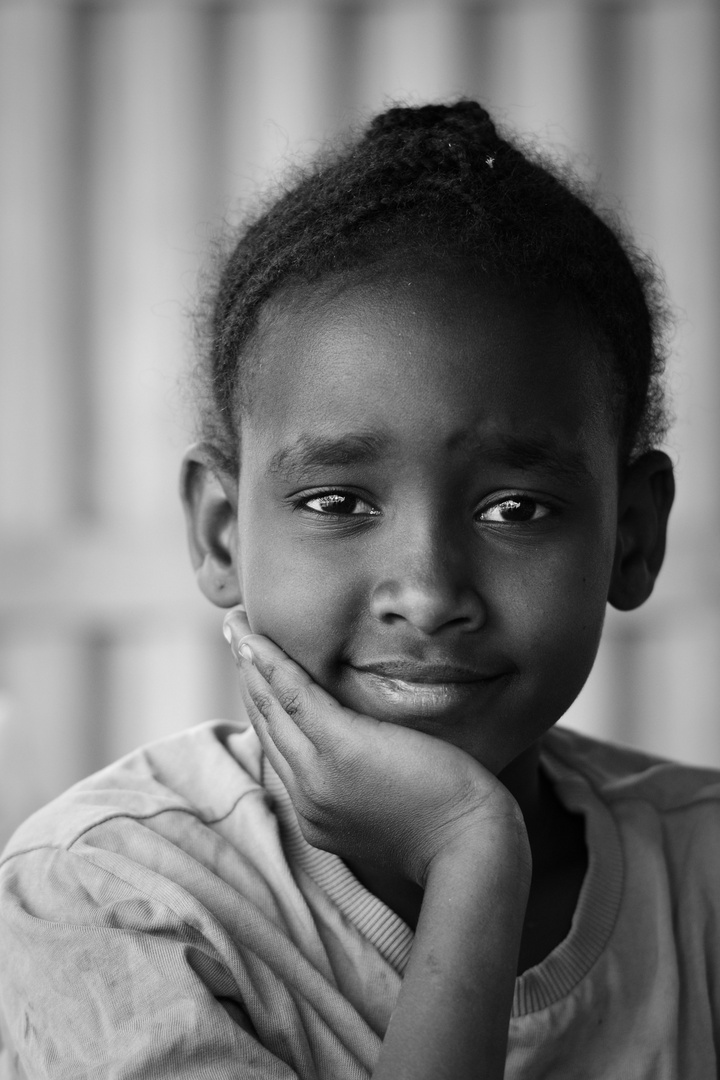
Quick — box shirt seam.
[0,785,265,867]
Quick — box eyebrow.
[450,431,594,487]
[267,432,391,477]
[267,429,594,487]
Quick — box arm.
[0,845,302,1079]
[226,615,531,1080]
[375,824,528,1080]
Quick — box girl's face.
[235,267,620,775]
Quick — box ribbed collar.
[263,760,414,973]
[262,733,624,1017]
[512,738,624,1014]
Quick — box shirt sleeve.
[0,846,301,1080]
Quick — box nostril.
[369,579,486,635]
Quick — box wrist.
[424,800,532,897]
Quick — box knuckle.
[278,686,307,719]
[307,775,336,815]
[250,683,276,718]
[294,772,336,824]
[296,810,342,858]
[260,655,279,683]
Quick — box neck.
[497,742,543,829]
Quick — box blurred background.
[0,0,719,846]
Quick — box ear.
[179,443,243,608]
[608,450,675,611]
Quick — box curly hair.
[194,99,671,474]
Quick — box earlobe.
[179,443,243,608]
[608,450,675,611]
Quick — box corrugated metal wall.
[1,0,719,845]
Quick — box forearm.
[228,621,531,1077]
[372,823,530,1080]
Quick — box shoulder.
[0,721,286,1056]
[543,725,720,813]
[542,726,720,894]
[542,728,720,960]
[0,720,266,864]
[0,724,359,1078]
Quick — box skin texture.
[238,268,622,774]
[181,263,674,1077]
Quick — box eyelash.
[297,491,381,517]
[477,496,551,525]
[294,490,553,524]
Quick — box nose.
[369,521,486,635]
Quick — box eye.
[301,491,380,517]
[477,496,550,524]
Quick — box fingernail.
[239,642,253,664]
[222,623,233,644]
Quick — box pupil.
[501,498,534,521]
[321,494,352,513]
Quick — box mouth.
[347,661,511,719]
[353,661,502,684]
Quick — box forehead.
[243,265,614,464]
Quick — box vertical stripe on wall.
[1,0,718,845]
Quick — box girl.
[1,100,718,1080]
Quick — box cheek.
[240,530,361,687]
[510,543,613,706]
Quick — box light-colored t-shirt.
[0,721,718,1079]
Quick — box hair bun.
[367,100,498,143]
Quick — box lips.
[345,659,511,721]
[352,660,504,684]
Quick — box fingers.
[223,605,251,645]
[223,609,341,800]
[236,644,313,770]
[236,656,298,791]
[242,638,341,748]
[223,606,318,712]
[223,608,342,745]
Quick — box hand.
[223,608,527,888]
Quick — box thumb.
[222,604,251,647]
